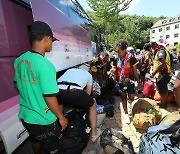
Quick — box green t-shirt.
[14,51,59,125]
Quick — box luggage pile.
[132,98,162,131]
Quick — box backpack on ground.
[132,98,162,130]
[154,90,175,103]
[159,111,180,126]
[143,81,155,98]
[60,110,89,154]
[138,120,180,154]
[100,128,135,154]
[95,95,114,117]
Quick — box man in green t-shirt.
[14,21,68,154]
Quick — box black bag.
[95,95,114,117]
[59,110,89,154]
[114,78,132,95]
[100,128,135,154]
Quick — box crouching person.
[57,66,101,142]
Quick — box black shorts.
[156,74,171,94]
[21,120,63,154]
[57,89,94,109]
[140,69,148,77]
[122,83,135,95]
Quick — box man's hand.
[59,116,68,131]
[44,96,68,131]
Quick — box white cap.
[127,46,134,52]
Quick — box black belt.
[57,81,80,91]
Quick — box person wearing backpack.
[139,43,153,86]
[115,39,141,124]
[151,36,172,108]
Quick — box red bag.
[167,93,175,103]
[143,81,155,97]
[154,90,175,103]
[154,90,161,101]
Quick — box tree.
[176,44,180,52]
[87,0,133,50]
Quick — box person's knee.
[92,99,97,107]
[173,79,180,92]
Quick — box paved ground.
[2,95,177,154]
[82,94,178,154]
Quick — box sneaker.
[124,114,130,124]
[91,128,101,142]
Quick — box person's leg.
[32,142,42,154]
[159,92,168,108]
[156,78,168,108]
[89,99,97,136]
[140,75,145,86]
[22,120,63,154]
[173,78,180,111]
[127,84,135,113]
[121,93,128,114]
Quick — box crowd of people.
[13,21,180,153]
[91,36,180,124]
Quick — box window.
[166,26,170,30]
[174,33,179,38]
[166,35,170,39]
[174,42,178,46]
[175,24,179,29]
[169,18,175,22]
[152,29,155,33]
[178,16,180,20]
[48,0,69,16]
[159,28,162,32]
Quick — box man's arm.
[132,64,141,90]
[44,96,68,131]
[132,64,140,83]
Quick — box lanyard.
[119,53,131,81]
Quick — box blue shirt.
[57,68,92,90]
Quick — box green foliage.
[87,0,133,48]
[176,44,180,52]
[87,8,161,50]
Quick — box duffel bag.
[60,110,89,154]
[138,120,180,154]
[100,128,135,154]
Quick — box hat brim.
[158,55,164,59]
[52,37,59,42]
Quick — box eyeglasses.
[116,43,127,51]
[116,43,123,47]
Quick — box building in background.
[150,15,180,46]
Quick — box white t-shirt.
[57,68,93,90]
